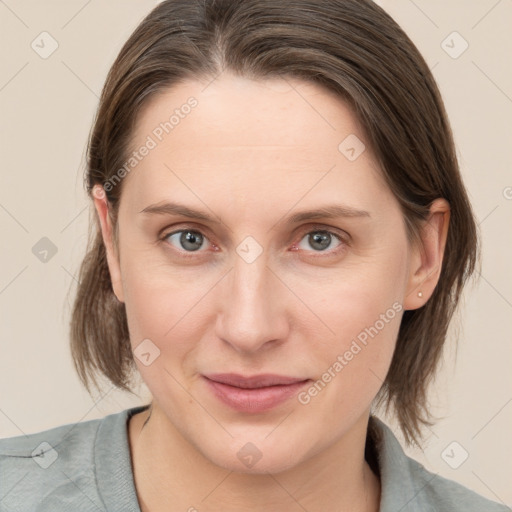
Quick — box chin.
[199,434,310,475]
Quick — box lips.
[202,373,311,413]
[204,373,308,388]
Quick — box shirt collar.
[369,415,433,512]
[95,404,149,512]
[95,406,428,512]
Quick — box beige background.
[0,0,511,506]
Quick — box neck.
[128,404,380,512]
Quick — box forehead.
[131,73,364,155]
[120,72,389,213]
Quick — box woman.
[0,1,508,511]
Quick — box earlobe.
[403,198,450,310]
[92,185,125,303]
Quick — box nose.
[215,253,290,354]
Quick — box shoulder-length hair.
[70,0,478,446]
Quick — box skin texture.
[93,72,449,512]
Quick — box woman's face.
[95,73,429,473]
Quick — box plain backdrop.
[0,0,511,507]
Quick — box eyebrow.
[139,202,219,222]
[138,201,371,223]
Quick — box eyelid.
[295,223,350,241]
[160,224,216,252]
[291,224,350,254]
[159,222,350,255]
[160,222,213,240]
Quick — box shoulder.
[0,414,105,511]
[370,416,510,512]
[408,458,509,511]
[0,406,146,512]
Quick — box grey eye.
[298,231,341,252]
[167,230,206,251]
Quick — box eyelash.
[159,224,349,259]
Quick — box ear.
[403,198,450,310]
[92,185,125,303]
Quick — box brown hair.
[70,0,478,445]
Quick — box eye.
[164,229,210,252]
[297,230,343,252]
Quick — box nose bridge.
[216,252,287,352]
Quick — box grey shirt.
[0,405,508,511]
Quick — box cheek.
[118,244,209,353]
[296,293,402,429]
[291,239,408,401]
[302,285,402,391]
[293,238,407,338]
[120,259,207,403]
